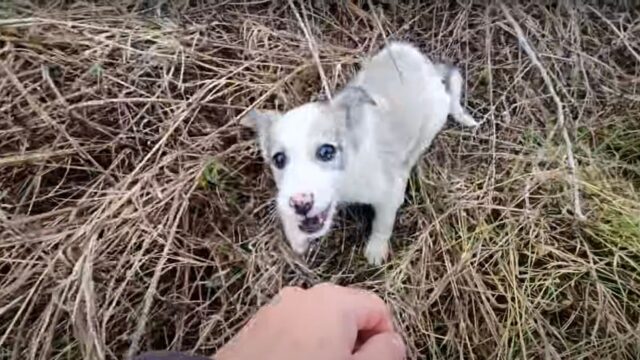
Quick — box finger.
[344,288,394,333]
[352,332,406,360]
[312,284,394,333]
[275,286,303,301]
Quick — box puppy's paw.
[364,236,389,266]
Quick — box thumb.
[352,332,406,360]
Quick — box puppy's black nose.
[289,193,314,216]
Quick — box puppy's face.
[244,87,374,253]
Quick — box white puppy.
[243,42,477,265]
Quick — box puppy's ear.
[331,86,376,137]
[332,86,376,110]
[240,109,281,159]
[240,109,280,129]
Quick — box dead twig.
[500,3,586,221]
[288,0,332,100]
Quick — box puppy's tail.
[436,64,478,127]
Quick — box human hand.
[214,283,405,360]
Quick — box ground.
[1,1,639,359]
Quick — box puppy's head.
[242,87,375,253]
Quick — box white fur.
[269,104,339,253]
[244,42,477,265]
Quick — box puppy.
[243,42,478,265]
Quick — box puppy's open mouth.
[298,204,332,234]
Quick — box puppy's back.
[354,42,437,106]
[352,42,451,165]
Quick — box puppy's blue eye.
[316,144,336,162]
[272,152,287,169]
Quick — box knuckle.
[278,286,303,299]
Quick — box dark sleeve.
[134,351,212,360]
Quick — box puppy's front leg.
[365,189,404,265]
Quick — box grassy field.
[1,1,639,359]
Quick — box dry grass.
[1,1,640,359]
